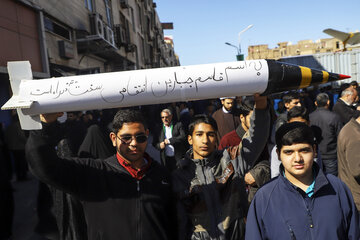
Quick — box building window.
[130,7,136,32]
[137,4,143,30]
[84,0,93,11]
[44,16,72,41]
[104,0,112,27]
[336,41,340,49]
[120,12,130,43]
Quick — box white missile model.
[1,60,349,130]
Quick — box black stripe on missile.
[262,60,302,95]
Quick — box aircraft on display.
[323,28,360,51]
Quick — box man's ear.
[314,101,318,107]
[313,144,317,158]
[109,132,117,147]
[188,134,193,145]
[284,102,290,109]
[146,129,149,136]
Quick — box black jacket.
[310,107,343,160]
[153,122,187,164]
[333,98,356,125]
[26,122,176,240]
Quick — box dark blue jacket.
[245,164,359,240]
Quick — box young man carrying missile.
[26,109,176,240]
[246,122,359,239]
[172,94,270,240]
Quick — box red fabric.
[218,130,242,150]
[116,152,152,180]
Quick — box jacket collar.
[279,162,329,196]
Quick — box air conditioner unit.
[106,26,116,47]
[90,13,105,39]
[114,25,128,48]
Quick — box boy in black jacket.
[26,109,176,240]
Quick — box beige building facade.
[247,38,349,60]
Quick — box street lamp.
[225,42,240,55]
[238,24,253,54]
[225,24,253,61]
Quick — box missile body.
[1,60,349,129]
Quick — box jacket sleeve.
[234,108,270,176]
[245,194,265,239]
[169,122,186,145]
[26,121,106,199]
[339,180,360,239]
[249,160,271,188]
[345,140,360,183]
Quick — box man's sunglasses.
[116,134,148,144]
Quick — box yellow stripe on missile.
[299,66,312,88]
[322,71,329,84]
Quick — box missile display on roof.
[1,60,350,130]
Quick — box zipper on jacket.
[287,224,296,240]
[136,180,141,240]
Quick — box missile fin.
[6,61,42,130]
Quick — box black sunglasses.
[116,134,148,144]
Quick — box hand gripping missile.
[1,60,349,130]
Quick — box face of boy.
[285,99,301,110]
[188,123,217,159]
[110,122,149,163]
[277,143,315,182]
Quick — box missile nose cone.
[338,74,351,80]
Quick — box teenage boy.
[26,109,176,240]
[172,94,270,240]
[246,122,359,239]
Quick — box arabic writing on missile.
[29,61,263,104]
[30,79,103,99]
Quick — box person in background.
[274,92,302,131]
[309,93,343,176]
[337,108,360,213]
[153,109,187,172]
[333,83,358,125]
[219,97,270,205]
[212,97,241,141]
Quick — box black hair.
[188,114,218,135]
[287,106,309,122]
[238,97,255,117]
[282,92,300,104]
[112,109,147,133]
[350,81,358,87]
[275,122,315,150]
[315,93,329,108]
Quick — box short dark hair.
[188,114,218,135]
[112,109,147,133]
[350,81,358,87]
[287,106,309,122]
[238,97,255,117]
[276,122,315,150]
[282,92,300,104]
[315,93,329,108]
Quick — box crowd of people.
[0,80,360,240]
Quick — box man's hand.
[40,112,64,123]
[160,142,166,149]
[254,93,267,110]
[245,172,256,186]
[164,139,170,145]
